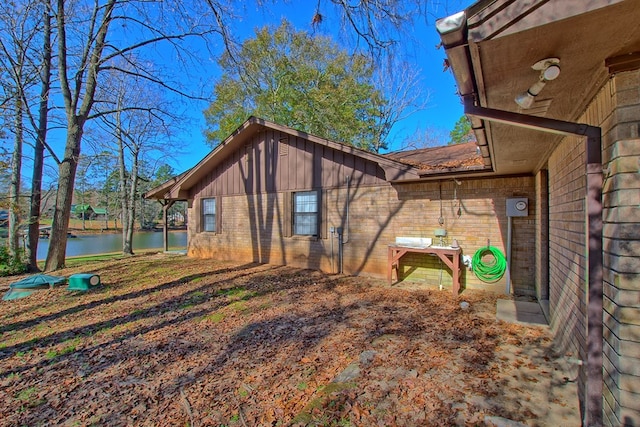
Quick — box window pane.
[293,191,318,235]
[202,198,216,232]
[202,198,216,214]
[294,191,317,213]
[204,215,216,232]
[294,213,317,235]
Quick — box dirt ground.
[0,253,581,426]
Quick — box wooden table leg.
[387,247,393,285]
[452,253,460,295]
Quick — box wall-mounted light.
[515,58,561,109]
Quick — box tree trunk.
[124,149,139,254]
[116,118,134,255]
[27,9,52,271]
[27,119,45,271]
[45,123,82,270]
[45,0,115,270]
[104,184,109,230]
[9,95,23,259]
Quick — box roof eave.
[143,170,191,200]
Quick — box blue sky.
[172,0,472,173]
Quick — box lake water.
[35,231,187,260]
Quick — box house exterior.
[71,204,94,220]
[435,0,640,425]
[145,2,639,424]
[91,207,108,221]
[71,204,107,221]
[145,116,541,295]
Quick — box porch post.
[161,200,175,252]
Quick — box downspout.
[464,96,603,427]
[584,131,604,427]
[338,175,351,274]
[343,175,351,244]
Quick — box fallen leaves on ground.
[0,253,578,426]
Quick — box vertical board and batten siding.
[191,129,386,199]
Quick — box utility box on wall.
[506,198,529,217]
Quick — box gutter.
[436,8,604,425]
[436,12,492,169]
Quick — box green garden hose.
[472,246,507,283]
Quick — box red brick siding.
[187,176,537,295]
[535,170,549,300]
[546,70,640,426]
[547,132,587,381]
[601,70,640,426]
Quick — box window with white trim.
[293,191,318,236]
[202,198,216,232]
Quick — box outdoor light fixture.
[515,58,561,109]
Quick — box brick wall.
[547,131,588,385]
[187,175,537,295]
[600,70,640,426]
[535,170,549,301]
[546,69,640,426]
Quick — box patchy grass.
[201,312,225,323]
[0,253,579,426]
[15,386,45,408]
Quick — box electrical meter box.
[506,198,529,217]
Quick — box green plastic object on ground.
[2,274,66,301]
[67,273,101,291]
[472,246,507,283]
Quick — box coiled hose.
[472,246,507,283]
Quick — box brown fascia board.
[163,116,421,199]
[606,52,640,74]
[143,169,191,200]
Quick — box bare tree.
[44,0,116,270]
[88,151,118,231]
[7,96,23,259]
[91,62,184,255]
[0,0,58,271]
[370,58,431,152]
[45,0,217,270]
[399,125,449,150]
[0,1,41,261]
[318,0,421,54]
[0,0,442,270]
[27,2,54,270]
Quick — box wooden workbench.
[387,244,462,294]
